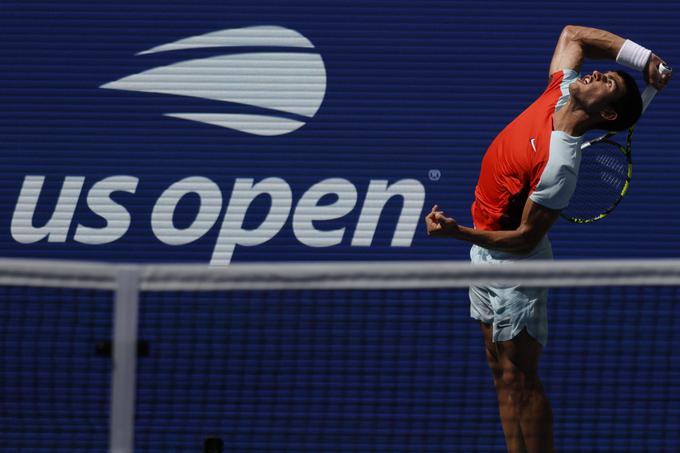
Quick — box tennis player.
[425,26,670,453]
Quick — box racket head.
[561,134,632,224]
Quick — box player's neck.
[553,101,594,137]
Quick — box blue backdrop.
[1,1,678,264]
[2,2,680,452]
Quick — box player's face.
[570,70,626,113]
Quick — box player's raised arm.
[549,25,670,90]
[549,25,624,76]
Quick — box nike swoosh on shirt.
[530,138,537,152]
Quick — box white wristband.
[616,39,652,72]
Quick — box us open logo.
[9,25,425,265]
[101,25,327,136]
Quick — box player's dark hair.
[601,70,643,132]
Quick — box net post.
[109,267,141,453]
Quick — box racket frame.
[562,129,633,223]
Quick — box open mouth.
[578,74,593,85]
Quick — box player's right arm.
[549,25,669,90]
[548,25,624,75]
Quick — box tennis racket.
[561,62,672,223]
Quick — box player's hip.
[469,235,553,263]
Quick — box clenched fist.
[425,205,459,237]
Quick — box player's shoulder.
[532,131,581,175]
[544,131,582,178]
[549,130,582,154]
[544,68,579,112]
[546,68,579,93]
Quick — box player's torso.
[473,94,556,230]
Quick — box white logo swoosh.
[136,25,315,55]
[165,113,306,136]
[101,26,326,136]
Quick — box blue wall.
[2,2,680,452]
[1,1,678,264]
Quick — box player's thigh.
[480,321,501,374]
[496,328,542,377]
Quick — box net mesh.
[0,285,113,452]
[1,259,680,452]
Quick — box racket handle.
[641,62,672,112]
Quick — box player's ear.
[600,108,618,122]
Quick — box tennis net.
[1,259,680,452]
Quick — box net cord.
[0,258,678,290]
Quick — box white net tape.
[0,258,678,291]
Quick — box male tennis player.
[425,26,670,453]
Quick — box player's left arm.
[425,200,560,255]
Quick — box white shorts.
[469,236,553,347]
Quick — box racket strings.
[564,141,629,221]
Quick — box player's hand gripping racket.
[561,63,672,223]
